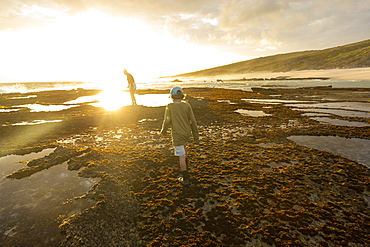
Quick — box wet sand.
[1,86,370,246]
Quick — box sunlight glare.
[0,9,249,84]
[137,94,172,107]
[93,89,132,111]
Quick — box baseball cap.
[170,87,184,95]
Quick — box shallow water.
[287,102,370,113]
[0,148,55,176]
[17,103,77,112]
[242,98,312,104]
[0,108,19,113]
[218,99,236,104]
[292,108,370,118]
[235,109,272,117]
[67,92,172,110]
[287,136,370,168]
[136,94,172,107]
[310,117,369,127]
[301,113,331,117]
[11,120,63,126]
[0,149,99,245]
[6,93,172,114]
[9,95,37,99]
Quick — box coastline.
[1,87,370,246]
[175,67,370,81]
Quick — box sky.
[0,0,369,84]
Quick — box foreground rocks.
[1,87,370,246]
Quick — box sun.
[92,89,132,111]
[0,8,249,84]
[0,10,163,83]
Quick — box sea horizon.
[1,77,370,95]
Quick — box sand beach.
[0,85,370,246]
[192,68,370,81]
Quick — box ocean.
[1,78,370,94]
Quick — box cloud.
[144,0,369,55]
[1,0,369,57]
[212,0,370,54]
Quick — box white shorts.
[174,145,186,156]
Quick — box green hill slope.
[173,39,370,77]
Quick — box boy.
[160,87,199,185]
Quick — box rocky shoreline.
[1,87,370,246]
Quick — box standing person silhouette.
[123,69,137,105]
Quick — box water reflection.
[137,94,172,107]
[287,102,370,112]
[310,117,368,127]
[292,108,370,118]
[235,109,272,117]
[302,113,331,117]
[66,95,98,104]
[8,91,175,114]
[218,100,236,104]
[242,99,312,104]
[10,95,37,99]
[288,135,370,168]
[0,108,19,112]
[91,90,132,111]
[18,104,77,112]
[241,99,370,119]
[0,148,55,176]
[67,91,172,110]
[12,120,62,126]
[0,149,99,245]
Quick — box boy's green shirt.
[161,102,199,146]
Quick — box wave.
[1,79,370,95]
[0,82,92,94]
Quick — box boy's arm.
[160,106,171,135]
[189,107,199,142]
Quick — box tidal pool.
[218,99,236,104]
[235,109,272,117]
[17,104,77,112]
[10,95,37,99]
[0,109,19,113]
[11,120,63,126]
[287,135,370,168]
[242,98,312,104]
[292,108,370,118]
[6,93,172,114]
[136,94,172,107]
[0,149,99,245]
[301,113,331,117]
[286,102,370,112]
[310,117,369,127]
[67,92,172,110]
[288,101,370,119]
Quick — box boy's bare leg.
[177,146,189,184]
[179,154,187,171]
[179,145,188,171]
[179,154,189,184]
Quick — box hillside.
[172,39,370,78]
